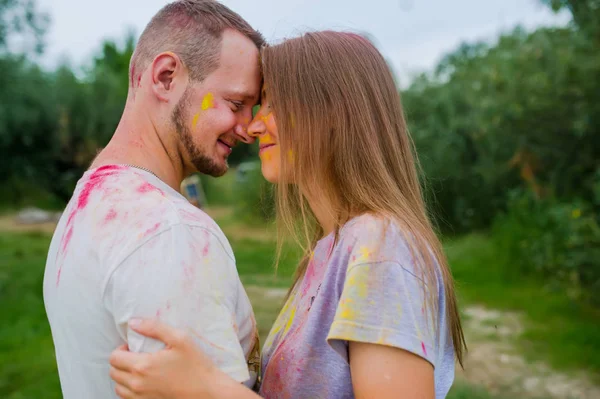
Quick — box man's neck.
[91,99,186,192]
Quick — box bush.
[493,190,600,305]
[233,161,275,223]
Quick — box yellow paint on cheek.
[192,113,199,127]
[261,151,272,161]
[201,92,214,110]
[260,112,271,124]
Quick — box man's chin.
[194,159,228,177]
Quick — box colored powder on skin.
[192,113,199,127]
[261,151,273,161]
[201,92,214,110]
[260,112,271,124]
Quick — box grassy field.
[0,226,508,399]
[1,187,599,397]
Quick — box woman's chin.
[261,165,280,184]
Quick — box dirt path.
[456,305,599,399]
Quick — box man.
[43,1,264,397]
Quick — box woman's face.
[248,87,281,183]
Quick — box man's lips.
[218,139,234,149]
[217,139,234,154]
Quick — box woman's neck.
[304,191,336,238]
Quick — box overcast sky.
[37,0,570,86]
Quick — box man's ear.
[150,52,187,102]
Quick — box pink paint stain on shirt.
[57,165,122,286]
[137,182,163,195]
[104,209,117,223]
[202,230,210,256]
[143,222,161,237]
[421,341,428,356]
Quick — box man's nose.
[234,124,255,144]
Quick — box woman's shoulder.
[338,213,412,264]
[341,213,407,244]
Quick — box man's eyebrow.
[227,89,259,102]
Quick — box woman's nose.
[247,118,266,138]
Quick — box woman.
[109,31,466,399]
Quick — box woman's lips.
[259,143,276,154]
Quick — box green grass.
[447,382,510,399]
[0,232,62,398]
[1,223,598,398]
[446,233,600,379]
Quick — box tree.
[0,0,49,54]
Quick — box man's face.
[172,29,261,177]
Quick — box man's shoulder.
[67,167,232,259]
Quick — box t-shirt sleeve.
[103,223,250,383]
[326,260,437,367]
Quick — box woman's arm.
[349,341,435,399]
[109,319,261,399]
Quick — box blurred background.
[1,1,599,398]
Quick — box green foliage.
[405,23,600,233]
[0,0,49,54]
[446,233,600,375]
[233,161,275,223]
[493,190,600,305]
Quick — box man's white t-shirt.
[43,165,259,398]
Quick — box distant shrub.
[493,190,600,305]
[233,161,275,223]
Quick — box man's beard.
[172,88,228,177]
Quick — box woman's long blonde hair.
[262,31,466,366]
